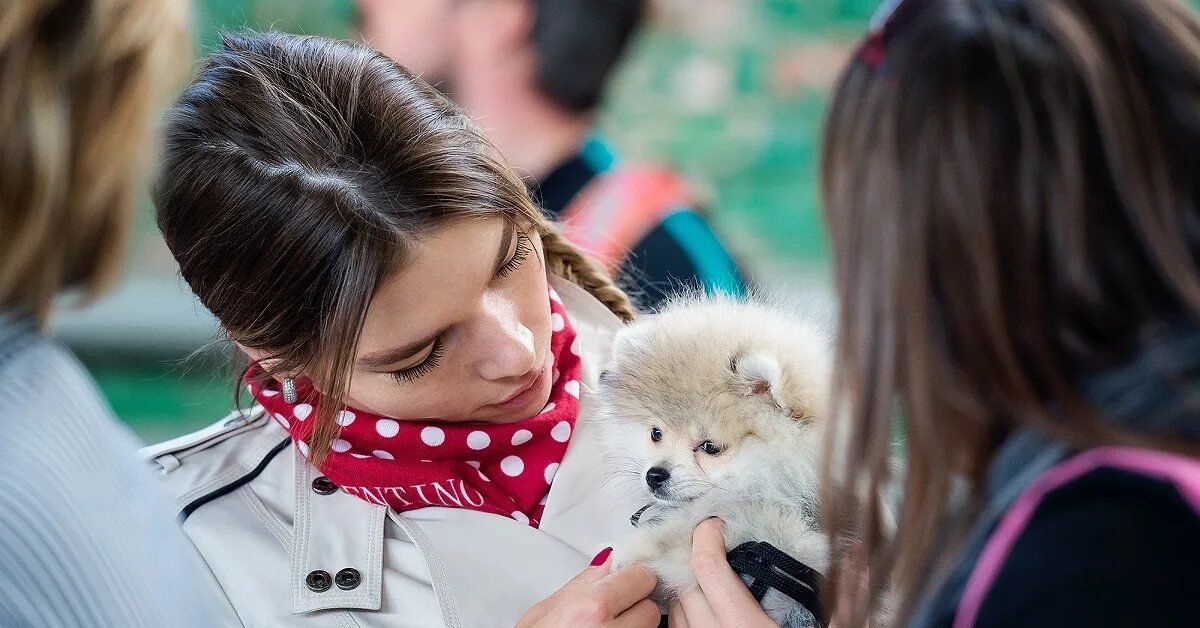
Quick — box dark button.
[305,570,332,593]
[312,476,338,495]
[335,567,361,591]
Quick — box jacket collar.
[289,275,629,614]
[538,276,636,544]
[290,446,387,614]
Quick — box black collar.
[529,151,601,219]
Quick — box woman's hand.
[517,556,660,628]
[668,518,777,628]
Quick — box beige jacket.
[142,278,638,627]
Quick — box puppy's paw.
[610,534,659,570]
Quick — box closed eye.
[496,233,532,278]
[389,337,445,383]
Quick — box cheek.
[607,422,652,453]
[342,374,465,422]
[514,259,551,339]
[696,452,734,476]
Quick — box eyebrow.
[356,222,517,370]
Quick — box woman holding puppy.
[146,32,661,627]
[679,0,1200,626]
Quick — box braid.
[539,225,636,323]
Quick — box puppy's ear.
[733,353,785,405]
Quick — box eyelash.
[390,233,530,384]
[390,338,445,383]
[497,234,532,277]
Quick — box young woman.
[0,0,215,625]
[145,32,660,627]
[673,0,1200,626]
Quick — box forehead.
[357,217,506,356]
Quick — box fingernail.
[590,547,613,567]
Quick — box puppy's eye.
[697,440,723,455]
[650,427,663,443]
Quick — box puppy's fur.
[596,295,832,626]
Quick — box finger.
[543,562,613,609]
[690,519,768,626]
[570,562,614,586]
[677,588,718,627]
[520,564,609,628]
[667,600,691,628]
[681,587,722,627]
[613,599,661,628]
[595,562,658,616]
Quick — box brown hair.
[820,0,1200,623]
[0,0,189,324]
[154,32,633,465]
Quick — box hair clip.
[856,0,930,72]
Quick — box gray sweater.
[0,311,214,627]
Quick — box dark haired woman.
[674,1,1200,627]
[145,32,659,627]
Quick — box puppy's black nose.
[645,467,671,491]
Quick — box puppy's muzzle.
[645,466,670,492]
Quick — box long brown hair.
[0,0,189,324]
[154,33,633,465]
[820,0,1200,623]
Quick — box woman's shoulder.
[140,406,292,518]
[550,276,625,381]
[551,275,626,332]
[974,463,1200,627]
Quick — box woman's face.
[338,217,554,423]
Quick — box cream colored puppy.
[595,295,833,627]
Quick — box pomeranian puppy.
[595,294,833,627]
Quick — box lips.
[485,367,547,411]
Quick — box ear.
[236,342,269,365]
[733,354,792,415]
[236,343,299,380]
[462,0,532,52]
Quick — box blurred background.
[55,0,880,443]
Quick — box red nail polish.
[590,547,613,566]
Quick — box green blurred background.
[66,0,886,442]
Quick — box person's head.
[354,0,644,115]
[0,0,189,325]
[154,32,633,465]
[819,0,1200,621]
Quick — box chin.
[483,388,554,424]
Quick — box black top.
[530,148,746,311]
[928,467,1200,627]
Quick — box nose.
[645,467,671,491]
[474,297,537,381]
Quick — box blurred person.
[669,0,1200,626]
[356,0,747,309]
[145,32,661,627]
[0,0,217,626]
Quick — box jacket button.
[312,476,338,495]
[335,567,361,591]
[305,570,332,593]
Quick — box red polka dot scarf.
[247,289,581,528]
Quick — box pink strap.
[557,166,693,272]
[953,447,1200,628]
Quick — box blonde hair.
[0,0,190,325]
